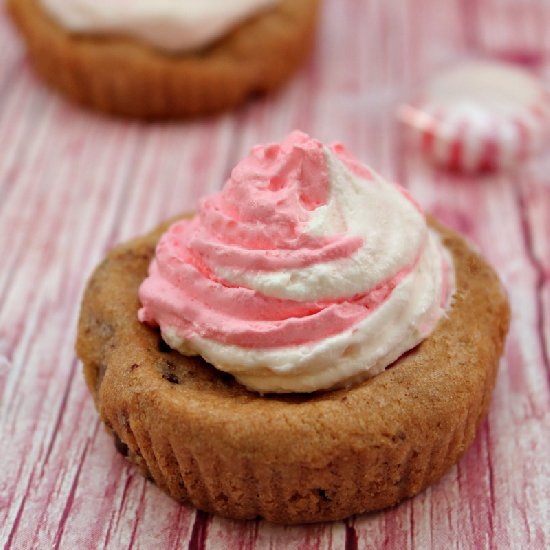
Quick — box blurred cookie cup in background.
[7,0,320,118]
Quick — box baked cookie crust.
[76,216,509,524]
[7,0,319,118]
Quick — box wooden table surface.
[1,0,549,548]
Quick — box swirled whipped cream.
[138,131,454,393]
[39,0,278,52]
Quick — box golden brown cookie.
[76,216,509,524]
[7,0,319,118]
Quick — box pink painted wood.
[1,0,549,548]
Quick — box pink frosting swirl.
[138,131,451,392]
[139,131,428,349]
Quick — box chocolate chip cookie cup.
[77,133,509,523]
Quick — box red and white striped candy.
[399,61,550,172]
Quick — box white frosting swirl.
[39,0,278,52]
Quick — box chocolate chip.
[158,338,171,353]
[162,372,180,384]
[216,493,229,503]
[316,489,331,501]
[130,363,139,371]
[390,431,407,443]
[114,433,129,457]
[218,371,234,385]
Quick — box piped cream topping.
[139,131,454,393]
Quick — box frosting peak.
[201,132,331,251]
[139,131,453,393]
[194,132,363,274]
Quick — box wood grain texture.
[0,0,549,548]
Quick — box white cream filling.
[39,0,278,52]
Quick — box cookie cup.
[76,216,509,524]
[8,0,319,118]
